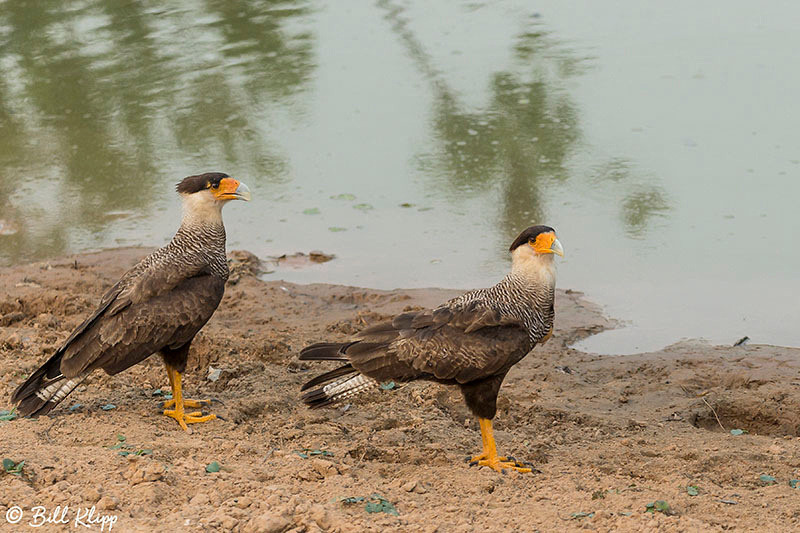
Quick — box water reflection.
[382,1,573,242]
[0,0,315,264]
[381,0,668,247]
[620,188,668,238]
[0,0,672,269]
[592,158,670,238]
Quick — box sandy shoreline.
[1,248,799,532]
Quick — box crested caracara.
[11,172,250,431]
[300,225,563,473]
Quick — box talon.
[164,408,217,431]
[470,450,490,463]
[472,457,533,474]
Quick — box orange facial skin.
[531,232,555,254]
[530,232,564,256]
[211,178,250,201]
[214,178,240,200]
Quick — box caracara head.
[176,172,250,222]
[508,225,564,277]
[176,172,251,203]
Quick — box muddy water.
[0,1,798,353]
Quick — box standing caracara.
[11,172,250,431]
[300,225,563,473]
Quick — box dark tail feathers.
[11,352,85,417]
[300,370,377,409]
[299,342,378,408]
[299,342,354,361]
[300,364,355,392]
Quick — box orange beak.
[214,178,251,201]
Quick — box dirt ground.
[1,248,799,532]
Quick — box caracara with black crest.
[300,225,563,473]
[11,172,250,431]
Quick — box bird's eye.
[211,182,219,189]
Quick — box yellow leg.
[469,418,533,473]
[162,364,213,409]
[162,365,216,432]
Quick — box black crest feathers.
[508,225,556,251]
[176,172,230,194]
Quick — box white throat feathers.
[510,244,556,286]
[180,190,225,228]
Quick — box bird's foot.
[162,398,212,409]
[163,407,217,432]
[469,452,535,474]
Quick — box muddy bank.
[1,248,799,532]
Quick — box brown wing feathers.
[299,305,531,408]
[11,271,224,417]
